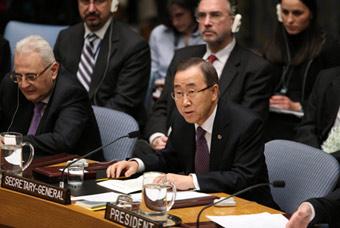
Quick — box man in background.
[54,0,150,128]
[144,0,273,150]
[0,35,102,159]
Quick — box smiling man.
[54,0,150,129]
[0,35,102,159]
[107,58,278,208]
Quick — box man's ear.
[51,62,60,80]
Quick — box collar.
[203,38,236,64]
[84,17,113,40]
[195,105,217,135]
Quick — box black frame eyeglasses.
[171,84,215,100]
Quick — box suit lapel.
[89,20,118,98]
[219,44,241,96]
[70,25,85,74]
[209,104,231,169]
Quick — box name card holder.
[1,172,71,205]
[105,203,163,228]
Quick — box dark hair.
[175,57,219,86]
[164,0,199,29]
[264,0,324,65]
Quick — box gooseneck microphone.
[196,180,285,228]
[59,130,140,188]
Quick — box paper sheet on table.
[270,106,304,118]
[71,192,121,202]
[130,191,212,202]
[207,212,288,228]
[97,175,143,194]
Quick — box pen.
[96,177,110,182]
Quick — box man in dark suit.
[0,35,102,159]
[107,58,277,208]
[0,36,11,82]
[295,67,340,161]
[145,0,273,150]
[54,0,150,128]
[286,188,340,228]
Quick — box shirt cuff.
[149,132,166,144]
[190,174,200,191]
[129,158,145,173]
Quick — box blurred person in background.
[262,0,340,141]
[147,0,204,105]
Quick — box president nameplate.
[1,173,71,205]
[105,203,163,228]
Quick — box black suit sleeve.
[103,41,150,115]
[295,75,322,148]
[0,37,11,81]
[307,188,340,227]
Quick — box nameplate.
[105,203,163,228]
[1,173,71,205]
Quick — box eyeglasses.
[196,11,230,24]
[10,63,54,83]
[171,84,215,100]
[79,0,107,6]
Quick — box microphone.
[195,180,285,228]
[59,130,140,188]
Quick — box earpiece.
[231,14,242,33]
[276,4,283,22]
[111,0,119,13]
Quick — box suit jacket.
[0,67,103,160]
[144,43,273,139]
[54,19,150,128]
[0,36,11,82]
[308,188,340,228]
[137,100,277,208]
[295,67,340,160]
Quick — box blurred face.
[78,0,112,31]
[170,4,194,34]
[196,0,234,52]
[281,0,312,35]
[173,66,218,125]
[14,52,58,103]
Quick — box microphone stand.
[59,131,139,188]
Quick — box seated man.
[295,67,340,161]
[0,35,102,160]
[107,58,277,208]
[286,188,340,228]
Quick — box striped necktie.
[77,33,99,91]
[195,127,210,174]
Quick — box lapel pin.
[217,134,222,140]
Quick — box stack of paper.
[207,212,288,228]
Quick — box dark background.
[0,0,339,49]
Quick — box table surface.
[0,186,282,228]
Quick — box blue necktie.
[27,102,45,135]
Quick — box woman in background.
[148,0,204,103]
[262,0,340,141]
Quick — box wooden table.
[0,187,281,228]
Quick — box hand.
[150,135,168,151]
[270,95,302,111]
[106,160,139,178]
[286,202,313,228]
[162,173,194,191]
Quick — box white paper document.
[97,175,144,194]
[207,212,288,228]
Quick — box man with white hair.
[54,0,150,128]
[0,35,102,159]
